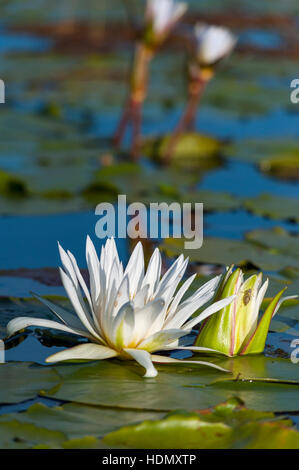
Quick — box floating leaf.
[161,237,298,271]
[104,398,299,449]
[244,194,299,223]
[183,190,241,212]
[143,133,222,168]
[0,362,59,404]
[260,154,299,181]
[42,359,229,411]
[0,402,164,440]
[0,420,65,449]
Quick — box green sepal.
[240,288,286,355]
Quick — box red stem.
[163,78,206,166]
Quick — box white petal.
[31,292,88,332]
[86,235,101,306]
[151,354,229,372]
[273,295,299,317]
[183,295,236,330]
[154,254,185,299]
[166,289,215,330]
[124,242,144,298]
[112,302,135,348]
[196,24,237,65]
[58,242,78,288]
[124,348,158,378]
[178,275,221,310]
[133,298,165,343]
[60,268,103,342]
[142,248,161,300]
[6,317,89,339]
[138,328,190,352]
[67,250,93,312]
[166,273,196,320]
[164,345,223,354]
[133,284,150,309]
[46,343,118,363]
[250,277,268,331]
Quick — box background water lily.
[195,265,297,356]
[145,0,187,44]
[6,238,235,377]
[194,23,237,67]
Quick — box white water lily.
[7,238,235,378]
[146,0,187,36]
[194,23,237,66]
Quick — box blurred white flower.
[195,23,237,66]
[146,0,187,36]
[7,237,234,378]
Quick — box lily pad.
[260,154,299,181]
[0,362,59,404]
[143,133,222,168]
[182,190,241,212]
[0,170,28,198]
[0,420,65,449]
[42,360,228,412]
[161,237,299,271]
[244,194,299,222]
[213,355,299,385]
[104,398,299,449]
[246,227,299,259]
[224,139,299,164]
[0,402,164,440]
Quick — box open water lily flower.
[145,0,187,41]
[7,238,235,378]
[196,266,297,356]
[194,24,237,67]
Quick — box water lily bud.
[196,266,296,356]
[144,0,187,48]
[194,23,237,68]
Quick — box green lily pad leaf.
[214,354,299,385]
[182,190,241,212]
[104,398,299,449]
[224,139,299,164]
[260,154,299,181]
[246,227,299,260]
[143,133,222,168]
[61,436,106,449]
[83,163,198,205]
[105,413,231,449]
[161,237,298,271]
[0,420,66,449]
[0,195,89,216]
[244,194,299,222]
[0,402,165,440]
[0,170,28,198]
[0,362,59,404]
[206,381,299,413]
[42,360,230,411]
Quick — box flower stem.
[163,76,207,165]
[114,43,152,160]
